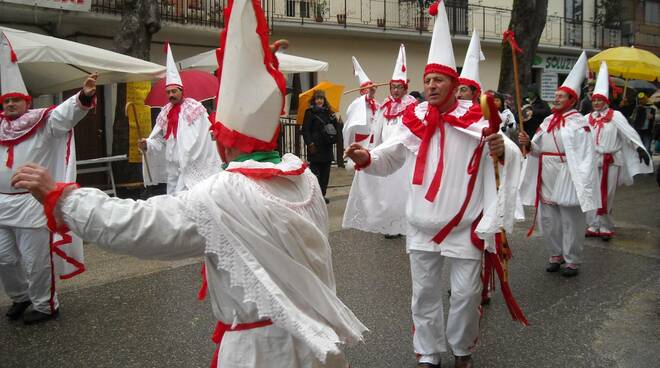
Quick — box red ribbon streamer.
[597,153,614,216]
[209,319,273,368]
[502,30,523,54]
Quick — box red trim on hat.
[557,86,578,102]
[458,78,482,96]
[359,81,373,88]
[591,93,610,105]
[424,63,458,79]
[210,119,280,153]
[0,92,31,105]
[213,0,286,151]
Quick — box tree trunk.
[111,0,161,188]
[497,0,548,97]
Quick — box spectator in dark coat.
[301,90,339,203]
[524,87,551,137]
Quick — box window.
[645,1,659,25]
[564,0,583,46]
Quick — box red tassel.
[197,262,208,300]
[10,49,18,63]
[429,1,439,16]
[487,252,529,326]
[402,64,406,72]
[163,42,169,54]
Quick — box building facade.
[0,0,635,185]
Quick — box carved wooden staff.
[502,30,527,156]
[125,102,153,183]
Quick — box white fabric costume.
[0,33,86,315]
[54,155,365,367]
[520,51,600,268]
[585,62,653,236]
[143,97,220,193]
[42,1,366,366]
[352,3,523,363]
[143,43,220,194]
[520,110,600,265]
[0,94,89,314]
[343,45,415,236]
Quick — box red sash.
[527,152,566,237]
[209,319,274,368]
[596,153,614,216]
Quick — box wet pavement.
[1,167,659,368]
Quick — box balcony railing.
[90,0,621,50]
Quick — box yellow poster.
[126,81,153,163]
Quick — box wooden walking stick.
[125,102,153,183]
[502,30,527,156]
[478,92,528,326]
[343,82,390,95]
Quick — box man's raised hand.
[344,143,370,167]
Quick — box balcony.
[90,0,622,50]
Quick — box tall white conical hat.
[391,44,408,85]
[559,51,588,101]
[164,42,183,89]
[352,56,371,87]
[0,33,30,103]
[425,0,457,78]
[459,29,485,94]
[212,0,286,153]
[592,61,610,103]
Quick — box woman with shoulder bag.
[301,90,339,203]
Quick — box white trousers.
[586,166,619,232]
[218,324,348,368]
[540,203,585,265]
[410,251,482,361]
[0,226,58,313]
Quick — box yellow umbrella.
[588,46,660,81]
[296,81,344,125]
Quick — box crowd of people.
[1,0,657,367]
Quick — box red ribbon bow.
[164,103,181,140]
[502,30,522,54]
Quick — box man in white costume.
[343,45,415,238]
[519,51,600,277]
[0,34,93,324]
[341,56,378,152]
[585,61,652,239]
[456,30,485,105]
[345,2,524,367]
[138,43,220,194]
[12,1,366,367]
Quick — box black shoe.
[561,267,579,278]
[23,308,59,325]
[324,197,330,204]
[454,355,473,368]
[546,262,563,273]
[5,301,31,320]
[417,363,441,368]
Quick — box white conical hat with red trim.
[0,33,30,102]
[212,0,286,153]
[352,56,371,87]
[559,51,588,100]
[391,44,407,84]
[425,0,457,78]
[592,61,610,103]
[459,29,485,94]
[164,42,183,89]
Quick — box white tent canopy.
[178,49,329,74]
[0,26,166,94]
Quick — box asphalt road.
[1,168,658,368]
